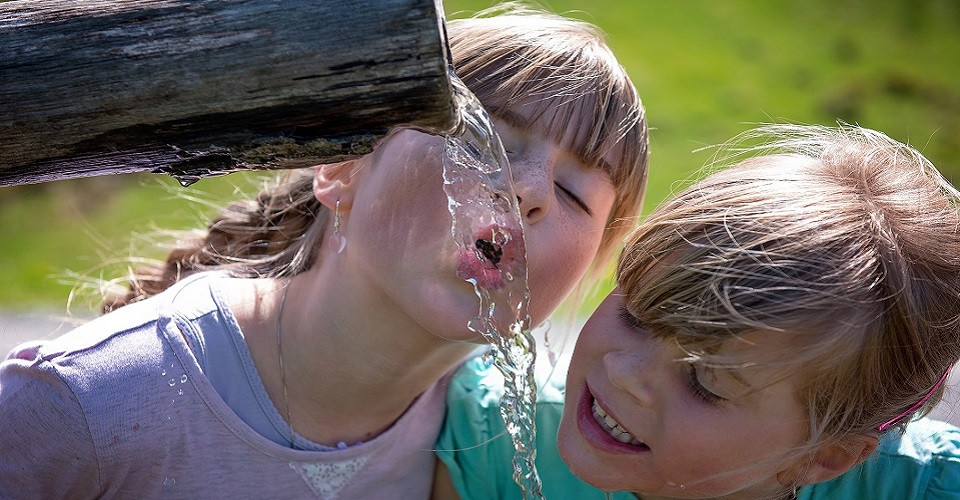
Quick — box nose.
[511,148,554,224]
[603,349,659,408]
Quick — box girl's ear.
[778,434,879,487]
[312,159,362,210]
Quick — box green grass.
[3,0,960,312]
[0,173,269,311]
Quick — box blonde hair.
[618,124,960,450]
[103,4,648,311]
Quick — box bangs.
[614,160,884,373]
[618,234,872,389]
[486,82,644,181]
[451,27,646,179]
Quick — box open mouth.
[579,386,650,453]
[475,238,503,265]
[592,399,644,446]
[456,224,523,290]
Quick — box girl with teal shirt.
[437,124,960,499]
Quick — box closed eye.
[555,182,592,216]
[686,363,726,406]
[618,305,646,331]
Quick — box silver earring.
[330,199,346,254]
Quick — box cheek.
[653,415,798,493]
[525,232,598,322]
[377,132,446,195]
[363,156,448,234]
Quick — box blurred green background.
[2,0,959,313]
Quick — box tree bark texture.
[0,0,456,186]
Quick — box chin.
[556,419,600,485]
[557,413,645,495]
[557,447,630,493]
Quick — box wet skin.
[339,108,616,343]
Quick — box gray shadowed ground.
[2,310,959,427]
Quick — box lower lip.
[456,247,505,290]
[577,384,650,454]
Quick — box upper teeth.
[592,399,643,446]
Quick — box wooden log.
[0,0,456,186]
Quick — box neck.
[236,262,480,447]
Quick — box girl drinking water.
[0,6,648,498]
[438,124,960,499]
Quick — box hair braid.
[101,170,327,312]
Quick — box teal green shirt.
[436,357,633,499]
[438,357,960,499]
[799,417,960,499]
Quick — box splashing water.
[443,68,544,499]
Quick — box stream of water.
[442,69,544,499]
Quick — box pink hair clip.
[877,365,953,432]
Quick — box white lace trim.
[290,455,371,499]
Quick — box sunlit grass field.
[2,0,959,312]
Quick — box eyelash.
[619,306,726,406]
[501,131,591,216]
[618,305,645,330]
[686,363,725,406]
[555,182,592,215]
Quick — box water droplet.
[467,317,485,333]
[329,232,346,253]
[178,389,184,396]
[504,271,514,281]
[180,374,188,383]
[161,370,166,376]
[163,477,176,487]
[482,353,496,367]
[168,378,176,386]
[173,174,200,187]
